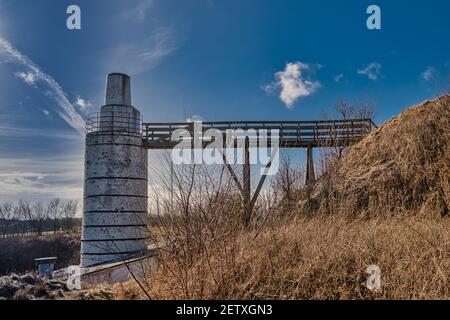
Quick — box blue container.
[34,257,58,279]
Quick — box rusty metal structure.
[82,73,376,268]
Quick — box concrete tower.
[81,73,148,268]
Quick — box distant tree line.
[0,199,81,237]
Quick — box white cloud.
[42,109,50,116]
[0,35,85,135]
[357,62,382,81]
[75,96,92,111]
[334,74,344,83]
[15,71,37,86]
[264,62,321,109]
[421,66,436,81]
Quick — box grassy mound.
[313,95,450,217]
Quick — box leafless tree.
[335,99,375,120]
[0,199,81,237]
[321,99,376,161]
[61,200,78,231]
[47,198,61,234]
[273,154,304,216]
[0,202,13,236]
[14,201,32,235]
[32,202,47,235]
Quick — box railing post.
[314,123,318,143]
[333,121,337,147]
[351,120,354,140]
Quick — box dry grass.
[118,214,450,300]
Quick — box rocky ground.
[0,273,115,300]
[0,273,68,300]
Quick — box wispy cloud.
[264,62,321,109]
[0,35,86,135]
[0,125,81,140]
[357,62,382,81]
[421,66,436,81]
[15,71,37,86]
[334,74,344,83]
[125,0,154,23]
[75,96,92,111]
[0,156,83,203]
[106,27,179,75]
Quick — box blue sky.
[0,0,449,203]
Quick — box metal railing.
[142,119,376,149]
[86,112,143,136]
[85,115,375,148]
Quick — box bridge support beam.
[222,141,278,228]
[305,145,315,186]
[243,137,251,227]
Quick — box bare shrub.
[272,153,304,217]
[0,235,80,275]
[143,152,245,298]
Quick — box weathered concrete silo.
[81,73,148,268]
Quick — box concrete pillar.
[81,73,148,268]
[305,146,315,186]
